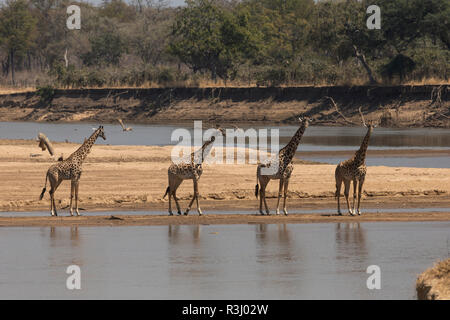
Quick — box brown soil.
[0,85,448,127]
[0,140,449,218]
[417,259,450,300]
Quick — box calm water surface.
[0,122,448,168]
[0,222,448,299]
[1,121,449,150]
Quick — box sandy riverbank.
[0,140,449,216]
[1,211,450,227]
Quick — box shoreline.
[1,211,450,227]
[2,196,450,213]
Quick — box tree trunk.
[64,48,69,68]
[10,50,15,86]
[211,64,217,83]
[353,45,377,85]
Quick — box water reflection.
[48,226,80,242]
[168,224,201,245]
[167,225,216,281]
[255,224,294,262]
[0,223,448,299]
[254,224,302,297]
[335,223,368,272]
[45,227,84,288]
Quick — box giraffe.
[255,117,310,216]
[39,126,106,216]
[163,128,223,216]
[335,115,376,216]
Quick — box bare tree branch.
[37,132,55,156]
[324,96,366,127]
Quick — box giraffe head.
[298,116,311,129]
[366,120,377,129]
[97,126,106,140]
[358,108,377,131]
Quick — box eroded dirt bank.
[417,259,450,300]
[0,141,449,214]
[0,85,448,127]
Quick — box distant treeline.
[0,0,448,88]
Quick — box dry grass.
[0,87,36,95]
[416,259,450,300]
[403,78,450,86]
[0,77,447,92]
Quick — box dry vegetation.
[417,259,450,300]
[0,1,448,89]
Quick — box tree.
[0,0,36,85]
[100,0,136,23]
[129,3,174,66]
[235,0,314,69]
[375,0,449,82]
[309,0,384,84]
[169,0,255,81]
[378,0,449,53]
[82,30,126,66]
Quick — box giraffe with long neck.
[39,126,106,216]
[163,128,223,216]
[335,123,375,216]
[255,117,310,215]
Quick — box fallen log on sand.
[37,132,55,156]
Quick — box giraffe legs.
[185,178,202,216]
[258,177,270,215]
[335,177,343,215]
[357,175,366,215]
[352,178,358,215]
[168,176,182,216]
[173,190,182,215]
[283,178,290,215]
[74,180,80,216]
[334,170,342,216]
[343,180,354,215]
[49,177,62,217]
[69,180,75,216]
[275,178,284,215]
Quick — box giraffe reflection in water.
[335,223,368,266]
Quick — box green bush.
[380,54,416,82]
[86,71,106,87]
[36,85,55,104]
[156,68,175,85]
[256,67,289,87]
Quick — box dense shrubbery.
[0,0,448,88]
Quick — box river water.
[1,121,449,168]
[0,221,448,299]
[1,121,449,149]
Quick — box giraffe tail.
[39,173,48,200]
[255,167,259,198]
[163,186,170,199]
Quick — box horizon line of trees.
[0,0,448,88]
